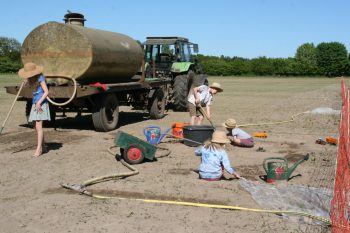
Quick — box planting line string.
[237,111,308,128]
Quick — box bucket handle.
[263,157,288,173]
[143,126,161,138]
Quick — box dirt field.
[0,76,343,232]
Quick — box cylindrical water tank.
[21,21,143,85]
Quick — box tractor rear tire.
[149,89,165,119]
[92,94,119,132]
[173,75,188,111]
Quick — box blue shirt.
[32,75,47,104]
[195,145,235,179]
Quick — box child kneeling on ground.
[222,118,254,148]
[195,130,241,181]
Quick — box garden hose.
[47,76,77,106]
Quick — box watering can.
[143,126,172,145]
[263,154,309,183]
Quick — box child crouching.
[195,130,241,181]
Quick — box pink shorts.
[238,137,254,148]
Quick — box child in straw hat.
[195,130,241,181]
[187,82,223,125]
[222,118,254,148]
[18,62,50,157]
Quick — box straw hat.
[211,130,230,144]
[222,118,237,128]
[18,62,43,79]
[209,82,223,92]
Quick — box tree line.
[197,42,350,77]
[1,36,349,77]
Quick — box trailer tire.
[92,94,119,132]
[149,89,165,119]
[123,144,145,164]
[173,74,188,111]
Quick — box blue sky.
[1,0,349,58]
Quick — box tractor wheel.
[195,74,208,87]
[92,94,119,132]
[123,144,145,164]
[149,88,165,119]
[173,74,188,111]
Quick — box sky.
[1,0,349,59]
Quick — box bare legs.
[190,115,204,125]
[228,136,240,145]
[33,120,44,157]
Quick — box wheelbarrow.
[115,131,158,164]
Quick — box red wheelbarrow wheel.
[123,144,145,164]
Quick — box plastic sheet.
[239,178,332,226]
[307,107,341,115]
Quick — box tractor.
[143,37,207,111]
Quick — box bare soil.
[0,77,342,233]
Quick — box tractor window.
[175,42,191,62]
[152,45,159,61]
[145,45,152,61]
[160,44,175,56]
[183,44,191,62]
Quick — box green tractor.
[143,36,207,111]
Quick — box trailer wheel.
[123,144,145,164]
[173,74,189,111]
[149,89,165,119]
[92,94,119,132]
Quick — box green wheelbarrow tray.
[115,130,158,164]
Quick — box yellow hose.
[91,194,331,225]
[62,183,332,225]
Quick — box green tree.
[0,37,22,73]
[316,42,349,77]
[250,57,274,75]
[295,43,319,75]
[0,37,21,61]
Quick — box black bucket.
[183,125,215,146]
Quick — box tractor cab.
[143,37,200,78]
